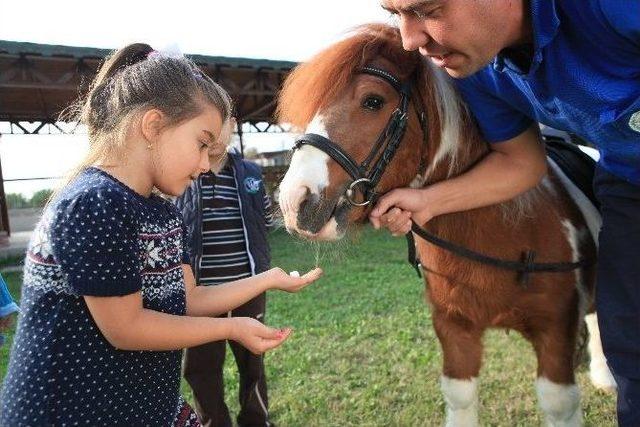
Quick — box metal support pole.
[0,138,10,237]
[237,121,245,158]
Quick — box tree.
[6,193,28,209]
[30,189,54,208]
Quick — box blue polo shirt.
[455,0,640,184]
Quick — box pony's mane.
[277,24,423,129]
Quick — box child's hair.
[57,42,233,190]
[218,117,236,148]
[208,117,236,172]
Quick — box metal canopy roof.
[0,40,297,126]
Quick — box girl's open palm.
[267,267,323,292]
[231,317,292,354]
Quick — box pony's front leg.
[433,311,483,427]
[584,312,616,391]
[531,324,583,427]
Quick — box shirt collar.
[493,0,560,75]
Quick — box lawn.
[1,227,616,425]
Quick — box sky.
[1,0,389,62]
[0,0,393,196]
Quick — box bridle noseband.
[293,66,425,206]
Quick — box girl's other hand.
[230,317,292,354]
[266,267,323,293]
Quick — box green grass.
[0,271,21,376]
[0,255,23,270]
[2,228,616,425]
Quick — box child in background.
[0,273,19,347]
[177,118,276,427]
[0,44,321,427]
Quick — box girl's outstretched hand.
[265,267,323,293]
[230,317,292,354]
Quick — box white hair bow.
[149,43,184,59]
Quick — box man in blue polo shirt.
[371,0,639,425]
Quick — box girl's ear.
[140,109,165,143]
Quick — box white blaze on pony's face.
[278,114,342,240]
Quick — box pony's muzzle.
[297,191,334,234]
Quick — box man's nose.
[398,16,429,51]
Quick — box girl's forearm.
[110,310,235,351]
[186,272,273,316]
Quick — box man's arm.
[370,124,547,234]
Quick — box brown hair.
[57,43,233,192]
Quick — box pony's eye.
[361,95,385,111]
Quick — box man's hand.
[369,125,547,237]
[369,187,433,235]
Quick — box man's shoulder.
[595,0,639,42]
[561,0,638,43]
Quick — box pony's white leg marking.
[278,114,331,229]
[441,376,479,427]
[561,220,589,320]
[585,313,617,391]
[560,220,616,390]
[536,377,582,427]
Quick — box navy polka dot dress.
[0,167,200,426]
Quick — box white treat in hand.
[289,271,300,278]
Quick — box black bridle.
[292,66,592,285]
[293,66,427,206]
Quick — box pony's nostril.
[297,191,332,234]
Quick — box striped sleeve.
[263,193,275,228]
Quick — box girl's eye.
[362,95,385,111]
[200,141,210,150]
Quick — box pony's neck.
[410,64,490,185]
[425,102,489,185]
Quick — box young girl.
[0,43,321,426]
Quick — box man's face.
[382,0,518,78]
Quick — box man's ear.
[140,109,165,143]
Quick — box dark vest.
[175,152,271,282]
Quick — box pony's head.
[277,24,481,240]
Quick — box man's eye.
[412,6,440,20]
[362,95,385,111]
[412,9,426,19]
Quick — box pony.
[276,24,615,426]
